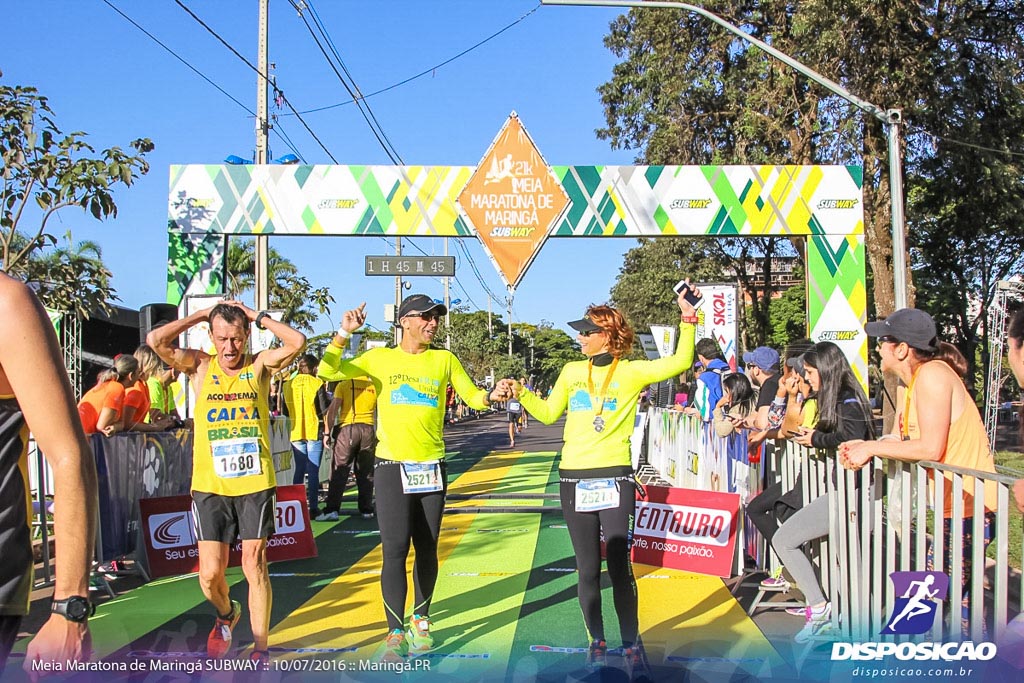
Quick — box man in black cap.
[317,294,512,662]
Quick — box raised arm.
[224,301,306,375]
[0,275,97,671]
[146,305,213,374]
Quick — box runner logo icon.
[881,571,949,635]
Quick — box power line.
[286,3,542,116]
[289,0,404,164]
[172,0,338,162]
[907,123,1024,159]
[102,0,305,161]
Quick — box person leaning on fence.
[742,346,781,444]
[148,301,306,665]
[840,308,999,637]
[76,355,139,436]
[0,272,98,674]
[772,341,875,643]
[125,345,177,433]
[712,372,756,438]
[685,338,730,421]
[511,287,699,681]
[746,340,814,572]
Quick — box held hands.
[220,299,257,321]
[490,379,514,403]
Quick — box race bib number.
[400,461,443,494]
[575,478,620,512]
[211,438,262,479]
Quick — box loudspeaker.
[139,303,178,344]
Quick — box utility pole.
[507,291,513,357]
[394,236,403,345]
[254,0,270,311]
[444,237,451,350]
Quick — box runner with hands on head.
[317,295,512,663]
[147,299,306,664]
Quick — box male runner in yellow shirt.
[149,301,305,664]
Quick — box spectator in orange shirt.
[77,356,138,435]
[126,346,175,432]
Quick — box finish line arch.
[166,160,867,381]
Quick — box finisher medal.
[593,416,605,433]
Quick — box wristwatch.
[51,596,94,623]
[255,311,270,330]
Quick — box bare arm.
[146,306,212,375]
[0,275,96,669]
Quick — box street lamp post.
[541,0,908,309]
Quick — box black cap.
[398,294,447,320]
[567,314,602,333]
[864,308,938,351]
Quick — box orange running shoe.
[207,599,241,659]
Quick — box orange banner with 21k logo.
[458,113,569,289]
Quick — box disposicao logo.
[882,571,948,635]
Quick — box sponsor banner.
[648,325,678,359]
[139,484,316,578]
[632,485,739,578]
[637,333,660,360]
[694,283,740,372]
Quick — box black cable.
[289,0,403,164]
[289,3,542,116]
[173,0,338,162]
[103,0,305,161]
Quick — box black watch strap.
[51,596,94,623]
[255,311,270,330]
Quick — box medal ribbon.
[587,357,620,417]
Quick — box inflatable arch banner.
[166,115,866,381]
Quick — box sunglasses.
[876,335,899,347]
[406,312,443,322]
[579,329,603,337]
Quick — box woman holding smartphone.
[512,286,699,681]
[772,341,874,643]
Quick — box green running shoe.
[407,614,434,651]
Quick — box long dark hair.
[801,341,874,438]
[722,372,756,417]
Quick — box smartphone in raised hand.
[673,279,705,309]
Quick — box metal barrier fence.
[645,407,1022,642]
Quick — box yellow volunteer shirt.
[333,377,376,427]
[318,345,488,462]
[520,322,695,470]
[192,355,275,495]
[284,373,323,441]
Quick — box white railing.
[645,407,1022,642]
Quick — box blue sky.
[4,0,646,339]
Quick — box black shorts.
[0,614,22,669]
[507,412,522,424]
[192,488,276,544]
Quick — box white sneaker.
[794,603,831,643]
[314,511,339,522]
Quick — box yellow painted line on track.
[266,450,525,659]
[634,563,780,672]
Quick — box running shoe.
[623,641,653,683]
[378,629,408,663]
[786,605,808,616]
[794,603,832,644]
[314,511,340,522]
[407,614,434,651]
[586,639,608,669]
[759,567,790,590]
[207,599,241,658]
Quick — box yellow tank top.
[334,377,376,427]
[192,356,275,495]
[902,360,998,518]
